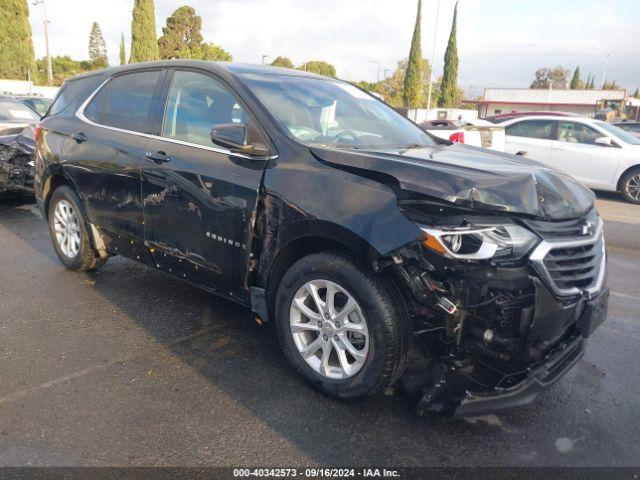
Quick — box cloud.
[29,0,640,90]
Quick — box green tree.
[130,0,159,63]
[201,43,232,61]
[530,66,569,89]
[271,56,294,68]
[438,1,459,107]
[570,66,582,89]
[158,6,203,59]
[0,0,36,80]
[634,88,639,99]
[34,55,92,86]
[403,0,423,107]
[89,22,108,69]
[119,33,126,65]
[297,60,336,77]
[602,80,620,90]
[588,76,596,89]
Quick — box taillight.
[449,132,465,143]
[33,124,43,142]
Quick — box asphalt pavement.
[0,192,639,467]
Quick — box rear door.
[65,69,164,254]
[551,120,621,187]
[141,69,270,302]
[504,119,556,165]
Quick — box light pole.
[600,53,610,89]
[33,0,53,86]
[426,0,441,112]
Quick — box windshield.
[241,74,434,149]
[595,121,640,145]
[0,99,40,122]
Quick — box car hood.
[310,144,595,220]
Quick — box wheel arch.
[616,164,640,191]
[259,221,382,322]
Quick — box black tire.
[48,186,106,271]
[620,168,640,204]
[274,252,409,399]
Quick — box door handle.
[72,132,87,144]
[145,151,171,165]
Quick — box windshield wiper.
[333,144,360,150]
[402,143,426,150]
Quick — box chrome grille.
[529,218,606,297]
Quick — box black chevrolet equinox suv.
[34,61,609,416]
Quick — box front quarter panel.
[255,142,422,284]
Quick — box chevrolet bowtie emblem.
[582,221,595,236]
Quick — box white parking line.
[611,291,640,301]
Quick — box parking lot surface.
[1,192,639,467]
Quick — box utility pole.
[426,0,441,112]
[33,0,53,86]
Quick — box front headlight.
[421,223,539,261]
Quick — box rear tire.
[274,252,409,399]
[48,186,105,271]
[620,168,640,204]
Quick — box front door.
[141,70,268,302]
[551,120,621,188]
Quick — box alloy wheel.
[626,174,640,201]
[53,200,81,258]
[289,279,369,380]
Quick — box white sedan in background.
[502,116,640,203]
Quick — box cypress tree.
[158,6,203,59]
[119,33,126,65]
[570,66,581,89]
[403,0,424,107]
[438,1,459,107]
[89,22,108,69]
[589,77,596,89]
[0,0,36,80]
[634,88,639,99]
[130,0,159,63]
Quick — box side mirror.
[594,136,613,147]
[211,123,269,157]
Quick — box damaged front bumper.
[388,210,609,417]
[455,287,608,417]
[0,130,35,195]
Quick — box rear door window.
[506,120,555,140]
[101,71,162,134]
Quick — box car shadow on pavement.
[0,202,595,467]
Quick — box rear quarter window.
[47,77,97,117]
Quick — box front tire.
[620,168,640,204]
[48,186,105,271]
[275,252,409,399]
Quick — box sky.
[28,0,640,94]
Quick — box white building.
[468,88,627,119]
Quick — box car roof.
[65,60,330,83]
[501,115,594,124]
